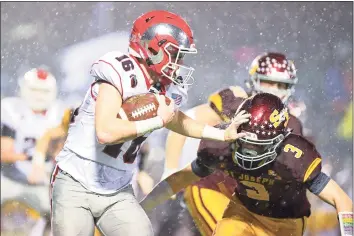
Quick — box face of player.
[22,86,55,113]
[239,142,269,157]
[159,50,187,86]
[146,41,194,87]
[235,139,279,170]
[144,58,182,87]
[259,80,288,100]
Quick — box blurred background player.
[1,68,68,236]
[159,52,306,236]
[142,93,353,236]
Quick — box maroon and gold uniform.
[191,128,328,236]
[183,86,305,236]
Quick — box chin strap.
[338,212,353,236]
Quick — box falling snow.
[0,2,352,236]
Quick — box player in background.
[161,52,305,236]
[1,68,67,236]
[141,93,353,236]
[51,10,250,236]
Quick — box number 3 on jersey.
[284,144,303,158]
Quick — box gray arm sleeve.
[307,172,331,195]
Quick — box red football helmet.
[128,10,197,87]
[246,52,298,103]
[234,93,291,170]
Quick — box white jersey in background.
[1,97,67,183]
[56,50,188,194]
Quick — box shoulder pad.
[208,87,247,122]
[90,51,129,95]
[287,114,303,136]
[229,86,248,98]
[278,134,322,183]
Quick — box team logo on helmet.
[269,108,289,128]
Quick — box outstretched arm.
[309,174,353,235]
[316,178,352,213]
[166,109,250,142]
[140,152,218,212]
[164,104,222,176]
[164,85,248,175]
[140,163,201,212]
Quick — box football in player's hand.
[117,93,171,121]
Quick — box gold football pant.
[184,185,232,236]
[213,196,308,236]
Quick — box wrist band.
[201,125,225,141]
[338,212,353,236]
[135,117,164,137]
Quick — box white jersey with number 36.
[56,51,188,194]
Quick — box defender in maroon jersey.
[141,93,353,236]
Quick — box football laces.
[132,103,156,119]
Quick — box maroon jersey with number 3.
[190,87,305,194]
[193,132,322,218]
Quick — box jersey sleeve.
[208,86,247,121]
[90,51,124,95]
[287,114,304,136]
[280,135,322,183]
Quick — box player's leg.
[254,216,307,236]
[213,196,269,236]
[216,217,305,236]
[213,217,256,236]
[239,200,307,236]
[184,185,231,236]
[96,185,153,236]
[51,170,95,236]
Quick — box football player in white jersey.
[51,10,250,236]
[1,68,67,236]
